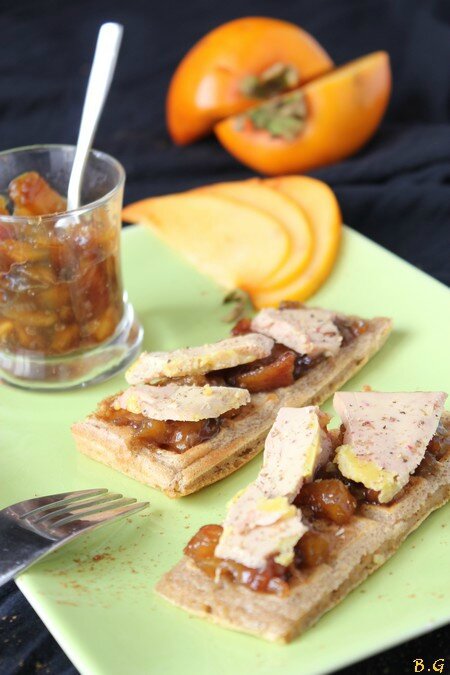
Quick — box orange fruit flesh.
[122,176,342,307]
[122,191,290,291]
[214,51,391,175]
[253,176,342,307]
[167,17,333,145]
[197,180,313,290]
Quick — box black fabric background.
[0,0,449,673]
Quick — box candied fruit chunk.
[427,429,450,461]
[220,343,297,393]
[17,263,58,288]
[9,172,66,216]
[296,478,357,524]
[278,301,304,310]
[227,348,297,392]
[132,417,221,452]
[231,318,252,336]
[294,530,330,568]
[363,488,380,503]
[91,306,119,342]
[0,196,9,215]
[219,556,290,595]
[37,284,71,310]
[0,320,13,340]
[59,305,75,322]
[0,240,48,264]
[184,524,290,595]
[184,524,223,560]
[317,460,381,504]
[97,403,221,453]
[14,323,46,351]
[17,310,57,328]
[334,317,368,345]
[51,323,80,352]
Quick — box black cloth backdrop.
[0,0,449,673]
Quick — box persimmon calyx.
[239,62,300,99]
[236,91,307,141]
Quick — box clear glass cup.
[0,144,143,389]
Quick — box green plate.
[1,225,449,675]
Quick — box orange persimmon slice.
[199,179,313,291]
[215,52,391,175]
[167,17,333,145]
[122,192,291,291]
[253,176,342,307]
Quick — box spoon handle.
[67,22,123,210]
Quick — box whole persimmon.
[167,17,333,145]
[214,52,391,175]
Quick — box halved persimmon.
[197,179,313,290]
[215,52,391,175]
[253,176,342,307]
[122,192,290,291]
[167,17,333,145]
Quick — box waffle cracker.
[72,317,391,497]
[156,414,450,641]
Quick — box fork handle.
[0,563,27,587]
[0,521,50,587]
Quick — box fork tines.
[20,489,148,527]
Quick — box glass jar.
[0,144,142,389]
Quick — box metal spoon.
[67,22,123,210]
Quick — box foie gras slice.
[215,406,332,568]
[334,391,447,503]
[126,333,274,384]
[258,406,333,501]
[251,307,342,358]
[113,383,250,422]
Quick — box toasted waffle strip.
[72,316,391,497]
[156,413,450,642]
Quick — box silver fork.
[0,488,148,586]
